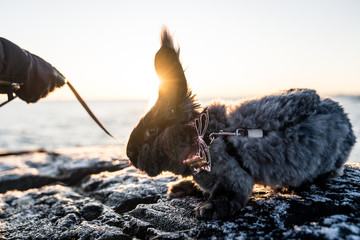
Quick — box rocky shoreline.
[1,146,359,239]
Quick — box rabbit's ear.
[154,27,187,106]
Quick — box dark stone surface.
[0,146,359,239]
[0,146,129,193]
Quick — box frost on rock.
[0,146,359,239]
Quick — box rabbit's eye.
[148,127,158,135]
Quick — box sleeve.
[15,51,66,103]
[0,37,31,84]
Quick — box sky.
[1,0,360,101]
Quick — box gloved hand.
[15,51,66,103]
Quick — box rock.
[0,184,130,239]
[81,202,104,221]
[0,146,129,193]
[0,146,359,239]
[80,167,177,213]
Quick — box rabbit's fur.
[126,28,356,219]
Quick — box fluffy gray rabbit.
[126,28,356,219]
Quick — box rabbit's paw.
[194,201,236,219]
[168,178,204,198]
[195,202,216,219]
[195,194,245,219]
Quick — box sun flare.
[146,79,159,110]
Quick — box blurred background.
[1,0,359,161]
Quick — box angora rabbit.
[127,28,356,219]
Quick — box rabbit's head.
[126,28,201,177]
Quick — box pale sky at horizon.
[1,0,360,101]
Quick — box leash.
[209,128,263,144]
[0,80,120,143]
[66,81,121,143]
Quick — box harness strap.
[66,81,121,143]
[184,108,265,174]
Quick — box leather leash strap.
[66,81,121,143]
[1,80,120,143]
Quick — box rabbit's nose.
[126,142,133,156]
[126,144,133,158]
[127,150,133,159]
[127,150,136,166]
[126,144,138,166]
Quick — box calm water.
[1,96,359,162]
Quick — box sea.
[1,96,359,162]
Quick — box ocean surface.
[1,96,359,162]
